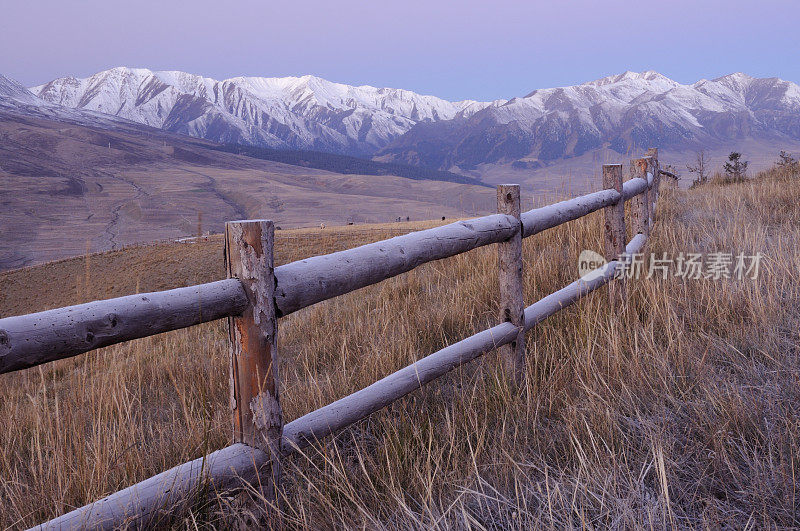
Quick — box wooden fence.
[1,150,667,529]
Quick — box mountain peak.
[102,66,155,77]
[713,72,754,82]
[583,70,676,87]
[711,72,756,91]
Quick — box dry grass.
[2,168,800,529]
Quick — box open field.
[2,167,800,528]
[0,111,495,271]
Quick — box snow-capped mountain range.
[20,68,800,170]
[376,71,800,170]
[31,67,501,156]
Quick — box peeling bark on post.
[646,157,658,225]
[602,165,626,307]
[647,148,660,218]
[225,220,282,502]
[629,158,650,237]
[496,185,526,385]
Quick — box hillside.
[210,143,487,186]
[0,108,494,270]
[2,167,799,527]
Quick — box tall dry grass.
[1,168,800,529]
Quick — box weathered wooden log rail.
[2,150,666,530]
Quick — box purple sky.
[2,0,798,101]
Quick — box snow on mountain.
[0,72,156,134]
[377,71,800,169]
[0,74,45,108]
[32,67,502,155]
[28,68,800,170]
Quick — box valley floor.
[1,169,799,528]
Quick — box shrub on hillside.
[722,151,748,183]
[776,150,799,178]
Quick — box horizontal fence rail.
[273,213,518,316]
[0,193,636,374]
[0,280,247,374]
[520,188,619,238]
[32,443,269,530]
[10,150,666,529]
[622,176,648,200]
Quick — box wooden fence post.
[602,164,626,306]
[647,147,660,218]
[646,157,658,225]
[496,185,526,386]
[629,157,650,236]
[225,220,283,504]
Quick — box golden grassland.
[1,168,800,528]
